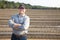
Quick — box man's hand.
[14,23,21,29]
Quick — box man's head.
[18,4,26,14]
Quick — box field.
[0,9,60,40]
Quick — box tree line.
[0,0,60,9]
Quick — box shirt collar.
[17,13,25,17]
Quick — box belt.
[13,33,27,37]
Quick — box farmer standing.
[8,4,30,40]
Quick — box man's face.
[19,9,26,14]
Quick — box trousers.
[11,33,27,40]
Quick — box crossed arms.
[8,16,30,30]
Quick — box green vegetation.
[0,0,60,9]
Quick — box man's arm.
[19,16,30,30]
[8,16,15,28]
[8,16,22,29]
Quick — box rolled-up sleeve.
[19,16,30,30]
[8,16,15,28]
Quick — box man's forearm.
[13,23,22,28]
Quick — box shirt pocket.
[19,18,24,24]
[14,18,19,23]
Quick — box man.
[8,4,30,40]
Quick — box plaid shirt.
[8,13,30,35]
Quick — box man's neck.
[19,13,25,17]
